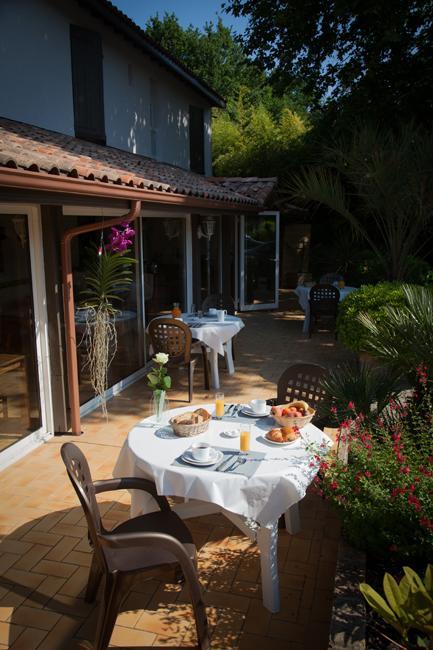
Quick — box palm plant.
[358,284,433,379]
[79,244,136,415]
[283,124,433,280]
[318,360,400,423]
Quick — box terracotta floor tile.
[109,624,156,647]
[45,536,79,562]
[0,621,24,645]
[11,604,61,631]
[9,626,48,649]
[35,614,82,650]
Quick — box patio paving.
[0,302,353,649]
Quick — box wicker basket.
[169,416,210,437]
[271,404,315,430]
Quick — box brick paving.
[0,305,352,649]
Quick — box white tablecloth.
[294,285,357,333]
[113,404,331,527]
[183,314,244,356]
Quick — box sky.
[111,0,249,34]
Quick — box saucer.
[264,435,299,446]
[221,429,240,438]
[240,405,271,418]
[181,448,223,466]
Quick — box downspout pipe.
[60,200,142,435]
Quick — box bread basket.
[271,404,315,430]
[169,410,211,437]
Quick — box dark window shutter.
[189,106,204,174]
[70,25,106,145]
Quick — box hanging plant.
[78,221,136,416]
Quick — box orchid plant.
[79,221,136,416]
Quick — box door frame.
[0,203,54,469]
[239,210,280,311]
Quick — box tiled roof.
[212,177,278,205]
[79,0,225,108]
[0,118,259,207]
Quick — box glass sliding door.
[141,216,187,322]
[240,211,280,310]
[0,213,43,452]
[68,216,145,406]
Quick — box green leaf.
[404,567,427,593]
[383,573,406,617]
[359,583,401,630]
[424,565,433,594]
[163,376,171,389]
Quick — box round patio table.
[114,404,331,613]
[295,285,357,333]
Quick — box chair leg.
[188,361,195,403]
[94,572,124,650]
[201,345,210,390]
[84,553,103,603]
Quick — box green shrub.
[337,283,406,353]
[317,375,433,564]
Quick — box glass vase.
[152,389,166,423]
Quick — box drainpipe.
[61,200,141,435]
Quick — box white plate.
[240,405,271,418]
[181,449,223,466]
[221,429,240,438]
[264,435,299,446]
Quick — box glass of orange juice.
[215,392,224,419]
[240,424,251,452]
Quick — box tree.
[284,124,433,281]
[145,13,264,100]
[224,0,433,126]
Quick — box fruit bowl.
[270,401,315,430]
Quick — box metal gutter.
[60,200,141,435]
[0,168,259,213]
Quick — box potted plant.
[78,221,136,416]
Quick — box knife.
[215,452,237,472]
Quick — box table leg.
[284,503,301,535]
[257,520,280,613]
[224,339,235,375]
[303,304,310,334]
[209,348,220,389]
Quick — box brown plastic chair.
[148,318,210,402]
[274,363,328,408]
[61,442,210,650]
[308,284,340,338]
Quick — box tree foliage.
[285,124,433,280]
[224,0,433,126]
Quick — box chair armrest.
[93,478,171,512]
[266,398,277,406]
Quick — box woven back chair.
[308,284,340,337]
[276,363,328,408]
[61,443,210,650]
[148,318,209,401]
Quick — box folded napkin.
[172,446,265,478]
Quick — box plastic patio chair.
[308,284,340,338]
[148,317,210,401]
[61,442,210,650]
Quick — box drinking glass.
[240,424,251,452]
[190,303,196,316]
[215,392,224,419]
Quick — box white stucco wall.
[0,0,214,172]
[0,0,75,135]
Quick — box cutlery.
[215,453,236,472]
[225,404,234,416]
[226,455,246,472]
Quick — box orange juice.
[215,392,224,419]
[240,429,250,452]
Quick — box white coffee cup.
[249,399,267,414]
[217,309,227,322]
[190,442,212,461]
[208,308,217,316]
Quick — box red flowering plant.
[316,366,433,564]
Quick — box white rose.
[154,352,169,365]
